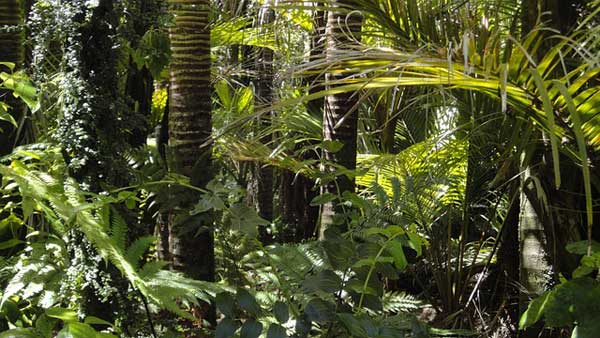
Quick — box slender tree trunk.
[167,0,215,329]
[0,0,24,156]
[253,0,275,243]
[320,0,362,237]
[279,8,326,242]
[519,165,553,337]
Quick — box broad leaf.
[273,301,289,323]
[215,319,239,338]
[237,289,261,316]
[240,319,263,338]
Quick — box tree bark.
[320,0,362,236]
[167,0,215,329]
[253,0,275,243]
[279,8,326,242]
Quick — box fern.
[0,155,224,320]
[125,236,155,269]
[110,207,128,252]
[382,291,423,314]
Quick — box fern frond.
[125,236,155,269]
[382,291,423,314]
[110,207,128,252]
[138,260,169,279]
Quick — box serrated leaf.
[125,236,155,268]
[240,319,263,338]
[273,301,289,323]
[266,324,287,338]
[215,319,238,338]
[322,230,355,270]
[304,298,334,323]
[216,292,236,318]
[302,270,342,293]
[237,289,261,316]
[337,313,368,337]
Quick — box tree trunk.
[167,0,215,328]
[0,0,24,156]
[253,0,275,243]
[320,0,362,237]
[279,8,326,242]
[519,165,553,337]
[168,0,214,282]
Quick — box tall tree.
[0,0,24,156]
[278,8,326,242]
[252,0,275,242]
[167,0,214,284]
[320,0,362,235]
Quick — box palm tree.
[320,0,363,234]
[293,0,600,334]
[253,0,275,242]
[167,0,214,284]
[0,0,24,156]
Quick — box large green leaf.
[237,289,262,316]
[0,329,39,338]
[215,319,239,338]
[240,319,263,338]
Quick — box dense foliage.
[1,0,600,337]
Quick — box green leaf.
[215,318,238,338]
[406,231,422,257]
[36,314,57,338]
[553,81,593,228]
[125,236,155,268]
[304,298,335,323]
[309,193,337,206]
[572,321,600,338]
[57,323,98,338]
[2,300,21,323]
[237,289,261,316]
[337,313,368,337]
[302,270,342,293]
[84,316,112,326]
[0,72,38,110]
[46,307,78,323]
[386,240,408,271]
[0,106,18,128]
[322,230,356,270]
[519,292,551,329]
[240,319,263,338]
[216,292,236,318]
[320,140,344,153]
[567,241,600,255]
[273,301,289,323]
[0,62,15,71]
[266,324,287,338]
[531,68,560,189]
[0,239,24,250]
[0,329,39,338]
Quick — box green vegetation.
[1,0,599,337]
